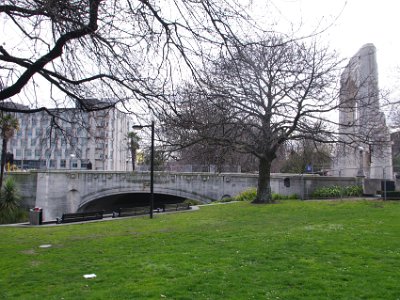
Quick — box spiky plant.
[0,177,20,212]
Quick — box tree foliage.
[127,131,140,171]
[0,176,20,211]
[0,113,19,189]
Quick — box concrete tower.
[335,44,392,179]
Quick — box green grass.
[1,200,400,299]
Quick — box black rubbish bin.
[29,208,43,225]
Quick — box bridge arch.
[15,170,362,221]
[31,171,262,220]
[77,186,213,213]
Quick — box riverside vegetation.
[1,198,400,299]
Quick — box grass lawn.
[1,200,400,299]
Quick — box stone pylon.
[334,44,392,179]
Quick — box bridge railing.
[135,164,242,173]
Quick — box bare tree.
[280,139,333,174]
[0,0,253,117]
[158,34,341,203]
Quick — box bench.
[162,203,191,212]
[112,206,151,218]
[57,211,104,224]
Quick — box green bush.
[183,199,204,206]
[234,188,257,202]
[311,185,362,199]
[216,197,235,203]
[0,208,28,224]
[232,188,298,202]
[0,177,27,224]
[0,177,21,211]
[343,185,363,197]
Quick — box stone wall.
[7,172,37,209]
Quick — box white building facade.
[6,106,130,171]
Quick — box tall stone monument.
[335,44,392,179]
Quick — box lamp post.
[357,146,365,177]
[132,121,154,219]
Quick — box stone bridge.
[11,170,359,221]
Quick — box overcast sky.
[262,0,400,93]
[2,0,399,109]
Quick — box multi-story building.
[3,101,130,171]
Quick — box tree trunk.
[131,149,136,171]
[252,156,273,204]
[130,140,136,171]
[0,138,7,190]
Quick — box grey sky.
[262,0,400,92]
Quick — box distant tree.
[127,132,140,171]
[280,140,333,174]
[140,146,168,172]
[0,114,19,189]
[159,34,341,203]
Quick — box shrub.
[0,177,20,212]
[0,208,28,224]
[234,188,257,202]
[343,185,363,197]
[183,199,204,206]
[0,177,27,224]
[311,185,362,199]
[216,197,235,203]
[232,188,298,202]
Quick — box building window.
[16,149,21,158]
[25,149,32,157]
[81,161,88,169]
[54,149,61,157]
[45,149,51,158]
[50,160,56,168]
[60,160,66,168]
[35,149,41,157]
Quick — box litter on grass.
[83,274,97,279]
